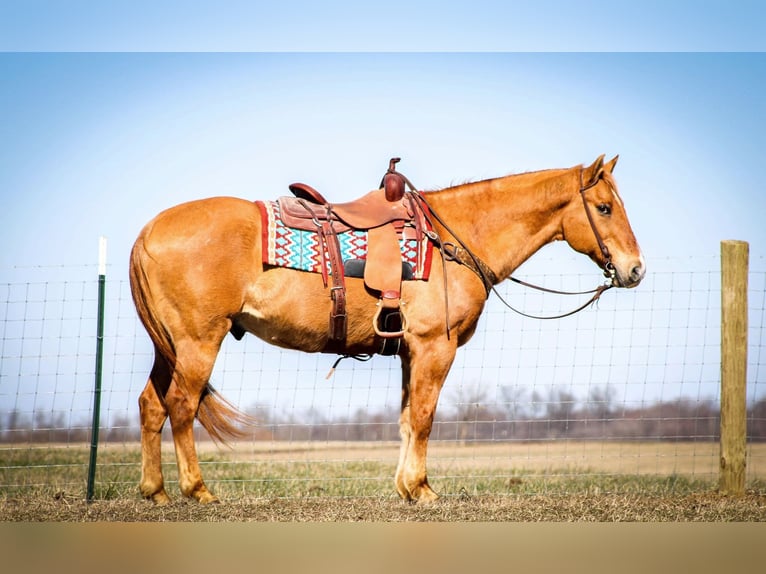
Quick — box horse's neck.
[424,168,575,281]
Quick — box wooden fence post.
[719,240,748,495]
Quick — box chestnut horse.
[129,154,644,504]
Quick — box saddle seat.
[285,183,413,231]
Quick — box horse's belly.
[233,306,327,352]
[237,269,378,353]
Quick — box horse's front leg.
[396,338,456,503]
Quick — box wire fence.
[1,254,765,498]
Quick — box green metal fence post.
[87,236,107,502]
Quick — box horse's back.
[138,196,260,246]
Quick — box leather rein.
[398,167,616,332]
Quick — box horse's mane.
[427,166,572,195]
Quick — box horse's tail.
[197,386,254,444]
[129,236,177,375]
[129,235,253,444]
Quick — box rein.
[397,165,616,328]
[494,278,612,320]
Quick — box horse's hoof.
[415,492,440,505]
[194,489,220,504]
[398,482,440,504]
[147,490,172,505]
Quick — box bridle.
[401,165,617,329]
[578,168,617,283]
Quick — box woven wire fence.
[1,255,765,499]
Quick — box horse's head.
[561,155,645,288]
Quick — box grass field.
[2,441,765,521]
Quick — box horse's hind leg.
[395,338,456,503]
[138,353,171,504]
[165,338,225,504]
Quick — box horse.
[129,154,645,504]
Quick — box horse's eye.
[597,203,612,216]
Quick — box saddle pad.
[256,200,433,280]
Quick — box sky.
[1,52,765,273]
[1,2,766,422]
[1,0,765,52]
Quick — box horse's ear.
[582,154,606,186]
[604,155,619,174]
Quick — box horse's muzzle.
[614,258,646,288]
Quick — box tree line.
[3,389,766,443]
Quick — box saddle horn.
[381,157,405,202]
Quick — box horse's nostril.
[631,265,644,281]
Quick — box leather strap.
[319,221,347,342]
[579,169,616,280]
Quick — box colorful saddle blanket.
[256,200,433,280]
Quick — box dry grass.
[2,441,766,521]
[2,491,766,522]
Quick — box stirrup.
[372,300,408,338]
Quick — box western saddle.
[278,158,429,350]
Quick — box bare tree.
[585,384,618,420]
[500,384,530,419]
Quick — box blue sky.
[1,52,765,275]
[1,0,765,51]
